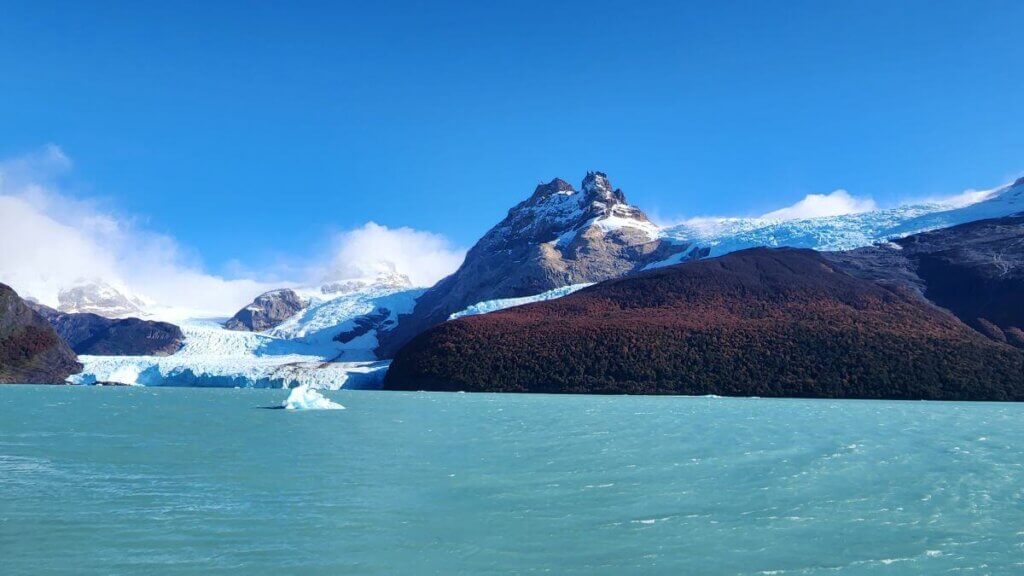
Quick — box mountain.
[656,177,1024,264]
[57,281,147,318]
[0,283,81,384]
[224,289,306,332]
[376,172,691,356]
[384,247,1024,400]
[28,302,184,356]
[825,214,1024,347]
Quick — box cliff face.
[0,283,81,384]
[825,215,1024,347]
[28,302,184,356]
[377,172,690,357]
[384,248,1024,400]
[224,289,306,332]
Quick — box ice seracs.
[654,176,1024,264]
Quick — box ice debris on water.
[282,384,345,410]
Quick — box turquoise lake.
[1,386,1022,575]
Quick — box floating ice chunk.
[282,385,345,410]
[106,364,142,385]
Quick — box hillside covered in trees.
[385,248,1024,400]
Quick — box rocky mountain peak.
[376,170,691,357]
[497,171,650,246]
[224,288,306,332]
[528,178,575,202]
[581,171,626,204]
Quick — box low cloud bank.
[0,147,465,317]
[325,222,464,287]
[760,189,877,221]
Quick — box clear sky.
[2,0,1024,277]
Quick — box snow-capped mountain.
[381,174,1024,354]
[62,171,1024,387]
[72,272,423,388]
[376,171,689,356]
[56,281,148,318]
[317,270,412,297]
[656,176,1024,264]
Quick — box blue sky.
[2,0,1024,279]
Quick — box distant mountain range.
[2,171,1023,396]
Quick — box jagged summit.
[581,171,627,204]
[528,177,575,201]
[495,172,656,247]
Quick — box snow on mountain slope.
[70,277,423,389]
[270,282,423,353]
[655,177,1024,264]
[56,281,148,318]
[449,283,594,320]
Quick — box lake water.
[1,386,1022,575]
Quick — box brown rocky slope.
[0,283,81,384]
[384,248,1024,400]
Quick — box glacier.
[64,176,1024,390]
[70,279,424,389]
[449,283,595,320]
[452,178,1024,317]
[656,177,1024,262]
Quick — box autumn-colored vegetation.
[385,248,1024,400]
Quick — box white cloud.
[0,147,278,318]
[760,189,877,221]
[324,222,465,287]
[0,147,465,319]
[922,187,998,209]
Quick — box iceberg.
[282,384,344,410]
